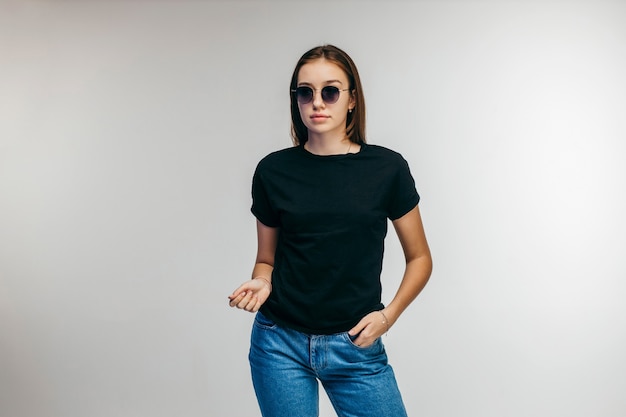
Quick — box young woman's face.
[296,59,355,141]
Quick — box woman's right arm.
[228,220,278,313]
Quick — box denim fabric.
[249,311,408,417]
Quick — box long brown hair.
[290,45,366,146]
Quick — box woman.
[229,44,432,417]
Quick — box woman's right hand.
[228,278,271,313]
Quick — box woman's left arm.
[349,205,432,346]
[385,204,432,327]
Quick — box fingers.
[248,296,263,312]
[227,288,247,307]
[228,290,257,311]
[239,292,262,312]
[228,281,253,306]
[348,312,386,347]
[228,284,246,303]
[228,281,267,312]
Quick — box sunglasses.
[291,86,351,105]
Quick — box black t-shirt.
[251,143,420,334]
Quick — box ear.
[349,90,356,111]
[348,90,356,110]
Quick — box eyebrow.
[297,79,344,87]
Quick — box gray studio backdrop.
[1,1,625,416]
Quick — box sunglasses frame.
[291,86,351,105]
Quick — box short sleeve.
[387,156,420,220]
[251,165,280,227]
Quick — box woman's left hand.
[348,310,391,348]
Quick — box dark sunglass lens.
[296,87,313,104]
[321,86,340,103]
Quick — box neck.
[304,137,354,156]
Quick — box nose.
[311,89,325,109]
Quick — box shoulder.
[362,143,409,165]
[256,146,301,170]
[260,146,300,161]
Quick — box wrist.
[378,310,390,334]
[381,306,400,327]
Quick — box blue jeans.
[249,311,408,417]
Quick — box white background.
[1,1,625,416]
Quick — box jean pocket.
[344,332,382,351]
[254,311,277,330]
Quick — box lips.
[310,114,329,121]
